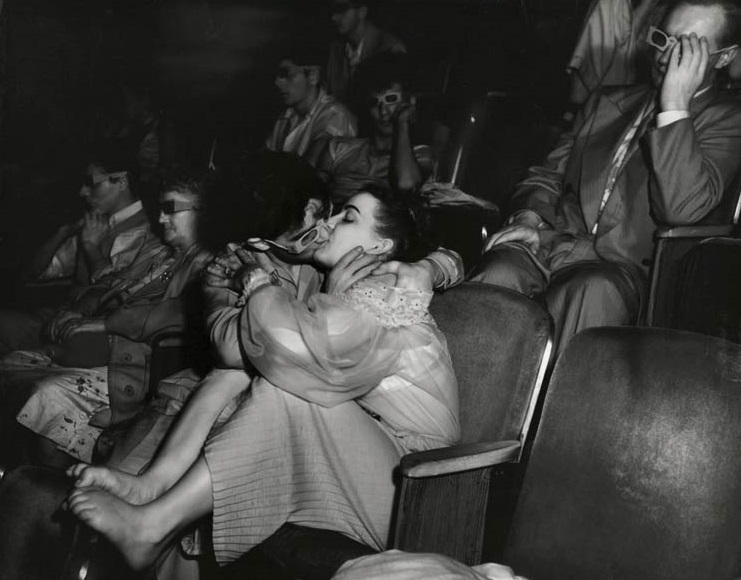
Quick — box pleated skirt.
[203,377,404,564]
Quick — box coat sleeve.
[646,99,741,225]
[508,93,602,225]
[240,285,403,407]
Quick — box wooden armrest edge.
[401,440,521,478]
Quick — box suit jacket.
[511,84,741,274]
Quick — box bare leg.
[70,369,250,502]
[68,456,213,570]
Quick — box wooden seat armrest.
[656,224,734,239]
[400,440,521,478]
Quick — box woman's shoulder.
[340,278,434,329]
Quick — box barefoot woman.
[66,186,460,569]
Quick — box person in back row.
[311,53,432,203]
[469,0,741,353]
[0,144,167,356]
[265,46,357,158]
[326,0,406,103]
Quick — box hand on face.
[372,259,434,292]
[323,246,383,295]
[392,96,416,128]
[660,33,711,112]
[80,211,110,245]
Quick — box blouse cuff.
[236,268,272,307]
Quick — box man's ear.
[715,46,738,69]
[358,5,368,21]
[366,238,394,255]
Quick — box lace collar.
[340,279,433,328]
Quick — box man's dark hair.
[353,52,411,99]
[207,151,328,247]
[83,139,139,197]
[280,41,328,70]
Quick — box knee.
[547,262,642,325]
[468,247,545,297]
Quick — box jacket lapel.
[578,87,651,231]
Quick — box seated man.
[470,0,741,353]
[326,0,406,104]
[0,144,166,355]
[265,47,357,158]
[312,53,432,203]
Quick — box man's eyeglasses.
[82,171,127,188]
[367,90,403,109]
[276,65,316,81]
[647,26,738,56]
[160,200,201,215]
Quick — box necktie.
[591,96,656,235]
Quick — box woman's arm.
[242,284,402,407]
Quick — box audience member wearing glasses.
[469,0,741,354]
[265,47,357,159]
[325,0,406,104]
[0,145,168,357]
[65,184,459,573]
[0,171,212,468]
[311,53,432,204]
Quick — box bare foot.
[67,465,158,505]
[67,489,167,570]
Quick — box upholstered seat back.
[430,282,552,445]
[672,237,741,343]
[505,327,741,580]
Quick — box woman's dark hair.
[360,183,437,262]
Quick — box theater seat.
[501,327,741,580]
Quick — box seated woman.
[0,171,212,466]
[66,185,460,571]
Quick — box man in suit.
[325,0,406,104]
[470,0,741,352]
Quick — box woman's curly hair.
[359,183,438,263]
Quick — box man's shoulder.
[365,22,406,55]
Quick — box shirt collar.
[109,200,143,228]
[284,89,329,121]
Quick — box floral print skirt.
[1,350,109,462]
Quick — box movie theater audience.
[266,48,357,158]
[0,146,167,356]
[0,170,212,467]
[326,0,406,103]
[312,53,431,203]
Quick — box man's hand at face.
[80,212,110,246]
[660,33,710,112]
[324,247,383,295]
